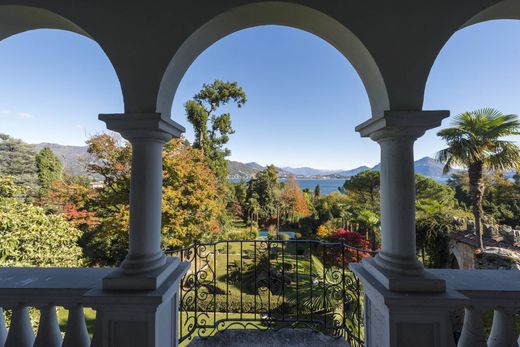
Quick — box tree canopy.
[36,147,63,195]
[437,108,520,248]
[185,80,247,182]
[0,176,84,267]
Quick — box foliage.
[343,170,380,211]
[246,165,281,225]
[185,80,247,182]
[44,175,98,229]
[0,176,25,198]
[82,134,131,265]
[0,134,39,195]
[281,175,310,223]
[162,138,224,247]
[74,134,227,264]
[314,192,351,228]
[437,108,520,248]
[449,171,520,227]
[0,177,83,267]
[327,229,371,263]
[416,212,456,268]
[35,147,63,195]
[316,222,335,239]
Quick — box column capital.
[99,113,185,142]
[356,110,449,142]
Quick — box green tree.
[247,165,281,225]
[437,108,520,248]
[82,134,227,264]
[314,184,321,198]
[343,170,380,211]
[162,138,224,247]
[35,147,63,195]
[281,175,309,223]
[0,176,83,267]
[0,134,38,194]
[185,80,247,181]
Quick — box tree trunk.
[468,162,485,249]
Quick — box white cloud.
[0,110,34,119]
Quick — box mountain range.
[228,156,452,180]
[31,142,452,181]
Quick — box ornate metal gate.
[168,239,375,346]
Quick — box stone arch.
[157,1,389,119]
[463,0,520,27]
[449,240,475,270]
[423,0,520,105]
[0,5,124,112]
[0,5,89,41]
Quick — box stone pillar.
[350,111,467,347]
[99,113,185,290]
[93,113,189,347]
[86,263,189,347]
[353,111,448,292]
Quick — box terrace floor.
[188,328,349,347]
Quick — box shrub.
[279,233,290,241]
[0,195,84,267]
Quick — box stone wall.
[474,247,520,270]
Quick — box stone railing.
[432,269,520,347]
[0,267,111,347]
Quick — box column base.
[87,261,189,347]
[360,257,446,292]
[103,257,180,291]
[351,263,466,347]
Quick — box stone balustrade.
[431,269,520,347]
[0,267,112,347]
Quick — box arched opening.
[421,19,520,162]
[158,2,388,119]
[171,25,377,171]
[0,6,124,147]
[0,5,88,41]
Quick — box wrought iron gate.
[168,239,375,346]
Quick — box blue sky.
[1,21,519,169]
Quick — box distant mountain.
[32,143,92,177]
[245,162,264,171]
[228,157,453,180]
[413,156,447,178]
[30,142,454,183]
[282,167,335,176]
[227,161,262,180]
[337,166,371,177]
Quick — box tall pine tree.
[0,134,38,194]
[36,147,63,194]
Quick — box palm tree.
[437,108,520,249]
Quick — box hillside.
[32,143,91,177]
[228,157,452,180]
[31,142,454,182]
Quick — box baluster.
[488,308,519,347]
[34,304,62,347]
[62,305,90,347]
[90,308,102,347]
[458,306,487,347]
[5,305,35,347]
[0,308,7,347]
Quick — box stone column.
[353,111,449,292]
[99,113,185,290]
[350,111,469,347]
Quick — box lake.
[229,178,345,195]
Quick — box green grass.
[57,307,96,338]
